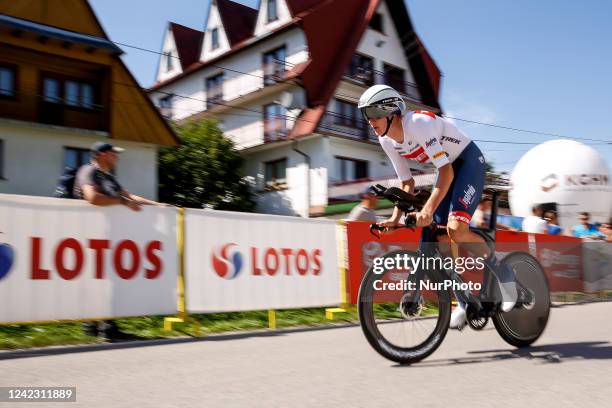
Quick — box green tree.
[158,119,256,211]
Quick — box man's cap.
[91,142,125,154]
[361,187,376,198]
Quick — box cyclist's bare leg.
[446,220,489,260]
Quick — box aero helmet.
[358,85,406,136]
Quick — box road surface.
[1,302,611,407]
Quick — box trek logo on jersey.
[425,138,438,148]
[212,243,243,279]
[458,184,476,209]
[441,136,461,144]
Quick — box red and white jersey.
[379,110,472,181]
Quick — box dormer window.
[369,12,384,33]
[267,0,278,23]
[164,52,174,72]
[211,27,219,50]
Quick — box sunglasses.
[361,105,399,120]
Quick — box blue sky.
[89,0,612,173]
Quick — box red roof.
[150,0,442,139]
[169,22,204,70]
[287,0,379,137]
[216,0,258,47]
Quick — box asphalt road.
[1,302,611,408]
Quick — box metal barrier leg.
[268,310,277,329]
[326,221,353,320]
[163,208,201,336]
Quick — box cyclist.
[358,84,516,329]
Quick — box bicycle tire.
[358,250,452,364]
[492,251,550,347]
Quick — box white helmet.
[358,85,406,136]
[358,84,406,119]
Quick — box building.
[0,0,178,199]
[148,0,441,216]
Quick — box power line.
[442,116,611,144]
[110,40,612,146]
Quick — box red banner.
[343,222,579,305]
[533,233,583,292]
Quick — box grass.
[0,308,358,350]
[0,303,442,350]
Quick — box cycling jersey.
[378,110,486,225]
[379,110,472,181]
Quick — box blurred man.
[74,141,165,340]
[599,220,612,242]
[521,204,547,234]
[74,142,162,209]
[544,210,562,235]
[470,196,514,230]
[347,187,378,222]
[570,212,605,240]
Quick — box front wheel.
[358,250,452,364]
[492,252,550,347]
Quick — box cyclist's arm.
[390,178,415,223]
[422,164,453,217]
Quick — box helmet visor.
[361,105,398,121]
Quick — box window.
[65,81,95,109]
[345,53,374,84]
[334,156,368,182]
[164,52,174,72]
[263,103,287,141]
[65,81,80,106]
[0,140,4,179]
[43,78,60,103]
[334,99,365,130]
[211,28,219,50]
[369,12,384,33]
[263,46,286,86]
[63,147,91,170]
[42,76,95,108]
[0,66,16,98]
[206,73,224,108]
[383,63,405,93]
[159,94,174,119]
[264,158,287,187]
[267,0,278,22]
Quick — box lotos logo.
[211,244,323,278]
[212,243,243,279]
[0,243,15,281]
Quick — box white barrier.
[184,209,340,312]
[583,241,612,292]
[0,194,178,323]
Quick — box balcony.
[0,90,108,132]
[263,59,287,86]
[343,68,421,102]
[317,111,377,142]
[206,87,224,109]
